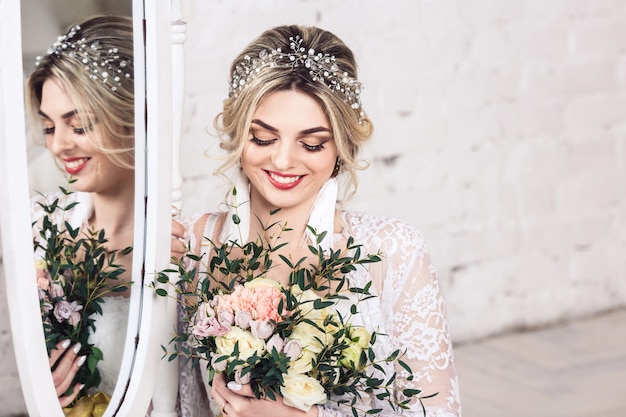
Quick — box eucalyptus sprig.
[33,178,132,399]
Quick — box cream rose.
[349,326,371,349]
[244,277,282,289]
[288,347,317,374]
[339,343,364,370]
[215,327,266,361]
[289,321,325,353]
[280,371,327,412]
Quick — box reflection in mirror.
[20,1,142,415]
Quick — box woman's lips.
[63,157,90,175]
[266,170,304,190]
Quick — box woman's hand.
[210,373,318,417]
[49,340,86,408]
[171,219,187,261]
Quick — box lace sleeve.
[322,215,462,417]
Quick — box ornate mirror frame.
[0,1,178,415]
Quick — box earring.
[331,158,342,177]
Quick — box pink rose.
[211,354,228,372]
[283,339,303,360]
[218,310,235,326]
[192,317,230,338]
[50,282,64,299]
[68,311,82,327]
[234,311,252,329]
[53,300,82,323]
[197,302,215,318]
[266,334,284,353]
[249,319,274,340]
[235,369,252,385]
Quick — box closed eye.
[250,135,276,146]
[300,142,325,152]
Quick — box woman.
[26,15,135,407]
[173,25,461,417]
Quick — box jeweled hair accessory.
[229,35,364,121]
[36,25,133,92]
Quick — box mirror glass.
[20,0,144,414]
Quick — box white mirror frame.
[0,1,172,415]
[150,1,194,416]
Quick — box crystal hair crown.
[229,35,364,121]
[36,25,133,92]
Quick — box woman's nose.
[46,127,73,155]
[271,141,296,171]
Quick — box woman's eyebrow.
[251,119,331,135]
[37,109,79,120]
[251,119,278,132]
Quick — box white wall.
[179,0,626,343]
[2,0,625,413]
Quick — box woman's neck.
[89,182,135,239]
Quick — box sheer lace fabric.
[178,210,461,417]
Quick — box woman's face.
[39,78,133,195]
[242,89,338,213]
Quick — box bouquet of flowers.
[33,181,131,403]
[157,202,433,416]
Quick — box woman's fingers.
[58,382,83,408]
[171,236,186,260]
[172,219,185,238]
[210,373,230,415]
[171,220,187,260]
[51,342,85,397]
[49,339,71,367]
[227,381,255,398]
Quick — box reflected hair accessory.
[36,25,133,91]
[229,35,364,121]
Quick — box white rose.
[288,348,317,374]
[280,371,327,412]
[244,277,283,289]
[215,327,266,361]
[348,326,371,349]
[289,321,325,353]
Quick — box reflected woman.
[25,15,134,407]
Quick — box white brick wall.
[180,0,626,342]
[2,0,625,413]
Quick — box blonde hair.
[26,15,135,169]
[214,25,373,200]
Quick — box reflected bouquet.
[157,205,431,416]
[33,182,131,399]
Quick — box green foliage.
[33,179,132,402]
[154,194,434,415]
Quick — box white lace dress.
[177,210,462,417]
[31,191,130,397]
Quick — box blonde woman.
[173,25,461,417]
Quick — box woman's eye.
[73,127,87,135]
[301,142,325,152]
[250,135,275,146]
[43,126,54,135]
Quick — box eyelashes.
[301,142,325,152]
[250,134,326,152]
[42,125,92,136]
[250,135,274,147]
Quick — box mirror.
[1,1,171,416]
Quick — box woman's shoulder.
[341,211,426,251]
